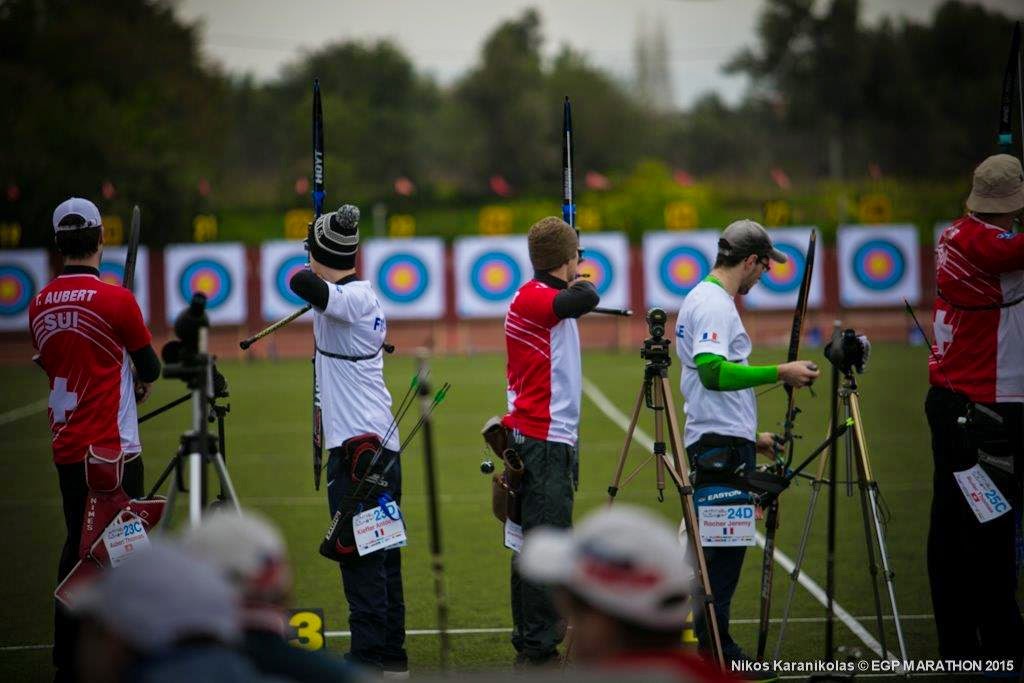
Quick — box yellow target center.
[196,274,216,294]
[484,267,505,287]
[393,269,413,288]
[0,281,15,299]
[867,254,889,275]
[673,261,695,281]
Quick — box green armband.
[694,353,779,391]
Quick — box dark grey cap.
[718,219,787,263]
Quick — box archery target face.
[659,246,710,297]
[0,249,48,331]
[0,264,34,317]
[98,246,150,321]
[362,238,445,319]
[179,259,232,308]
[642,231,719,310]
[454,236,531,318]
[837,224,921,307]
[577,232,630,311]
[578,248,614,295]
[852,239,905,290]
[470,251,521,302]
[164,243,247,325]
[743,228,824,311]
[275,254,309,307]
[759,242,804,294]
[377,253,429,303]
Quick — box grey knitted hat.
[310,204,360,270]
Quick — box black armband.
[553,280,600,319]
[289,269,329,310]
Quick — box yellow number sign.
[285,209,314,240]
[479,206,513,235]
[664,201,698,230]
[103,215,124,245]
[287,608,325,651]
[762,200,791,227]
[193,215,218,242]
[858,193,892,224]
[577,206,602,231]
[0,222,22,248]
[388,214,416,237]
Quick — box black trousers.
[925,386,1023,665]
[510,435,576,661]
[326,446,406,670]
[54,457,144,681]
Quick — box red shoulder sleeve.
[510,283,560,329]
[112,288,152,352]
[957,221,1024,274]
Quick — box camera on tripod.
[641,308,671,365]
[161,293,228,398]
[824,328,870,376]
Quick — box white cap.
[182,510,292,604]
[73,540,241,652]
[518,505,696,631]
[52,197,102,232]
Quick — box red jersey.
[601,649,740,682]
[930,215,1024,403]
[29,268,151,464]
[502,279,581,446]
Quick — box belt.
[693,433,753,450]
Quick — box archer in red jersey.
[29,197,160,682]
[926,155,1023,670]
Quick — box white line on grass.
[0,615,936,652]
[580,376,896,661]
[0,398,48,426]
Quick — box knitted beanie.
[309,204,360,270]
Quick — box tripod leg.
[658,378,725,669]
[772,431,832,661]
[607,383,648,502]
[159,475,178,531]
[210,452,242,512]
[849,392,909,661]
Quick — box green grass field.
[0,345,980,679]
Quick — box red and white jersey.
[29,269,151,464]
[930,214,1024,403]
[502,279,581,446]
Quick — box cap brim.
[518,527,575,585]
[769,247,788,264]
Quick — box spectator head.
[182,510,292,611]
[519,504,696,663]
[52,197,103,261]
[73,540,240,683]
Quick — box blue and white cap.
[52,197,102,232]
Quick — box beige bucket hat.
[966,154,1024,214]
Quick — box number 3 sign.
[286,608,326,650]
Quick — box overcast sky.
[175,0,1023,108]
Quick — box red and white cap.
[518,505,696,631]
[53,196,102,232]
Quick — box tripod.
[606,321,725,668]
[148,295,241,528]
[772,358,909,663]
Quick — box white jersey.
[313,278,399,451]
[675,279,757,447]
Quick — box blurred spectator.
[183,510,359,682]
[73,540,276,683]
[519,505,737,682]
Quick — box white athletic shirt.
[674,279,757,447]
[313,279,399,451]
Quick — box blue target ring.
[759,243,806,294]
[0,265,35,316]
[99,261,125,287]
[578,249,614,296]
[853,239,905,290]
[470,251,521,302]
[179,259,232,309]
[377,253,429,303]
[275,255,308,306]
[659,246,711,297]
